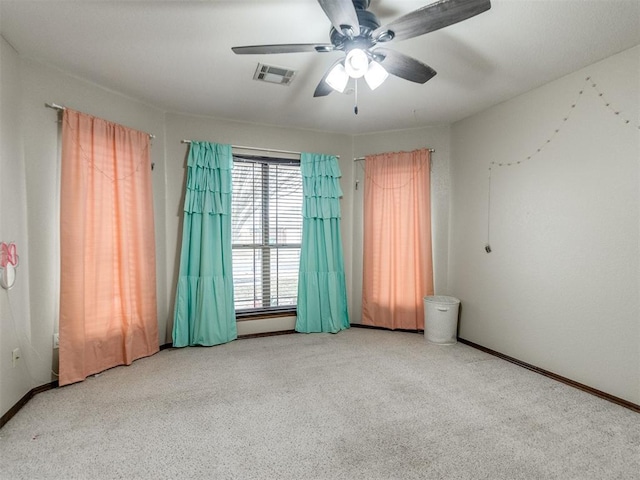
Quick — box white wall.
[449,46,639,404]
[350,126,452,323]
[0,49,169,418]
[0,36,33,418]
[2,36,637,419]
[0,51,358,418]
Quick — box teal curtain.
[172,142,237,347]
[296,152,349,333]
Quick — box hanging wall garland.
[485,76,640,253]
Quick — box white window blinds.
[231,156,302,315]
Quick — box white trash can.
[424,296,460,345]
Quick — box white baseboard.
[237,316,296,336]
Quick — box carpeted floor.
[0,328,638,479]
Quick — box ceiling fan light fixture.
[232,0,492,99]
[364,61,388,90]
[325,63,349,93]
[344,48,369,78]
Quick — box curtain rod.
[46,103,156,139]
[354,148,435,162]
[180,140,340,159]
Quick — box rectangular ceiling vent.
[253,63,296,86]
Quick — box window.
[231,156,302,317]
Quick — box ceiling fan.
[232,0,492,98]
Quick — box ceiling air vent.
[253,63,296,86]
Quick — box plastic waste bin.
[424,296,460,344]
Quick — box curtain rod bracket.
[45,102,65,111]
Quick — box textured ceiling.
[1,0,639,134]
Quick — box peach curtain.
[362,149,434,330]
[59,109,158,386]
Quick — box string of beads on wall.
[485,76,639,253]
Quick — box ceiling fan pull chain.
[354,79,359,115]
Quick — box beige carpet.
[0,328,638,479]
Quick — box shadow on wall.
[166,148,190,342]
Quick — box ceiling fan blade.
[314,59,344,97]
[372,0,491,43]
[372,48,437,84]
[317,0,361,36]
[232,44,334,55]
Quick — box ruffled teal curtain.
[172,142,237,347]
[296,152,349,333]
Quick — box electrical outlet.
[53,333,59,349]
[12,348,21,367]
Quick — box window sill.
[236,309,297,322]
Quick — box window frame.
[231,154,302,320]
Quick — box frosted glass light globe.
[345,49,369,78]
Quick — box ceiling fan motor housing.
[330,4,381,51]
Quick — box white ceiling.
[1,1,639,134]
